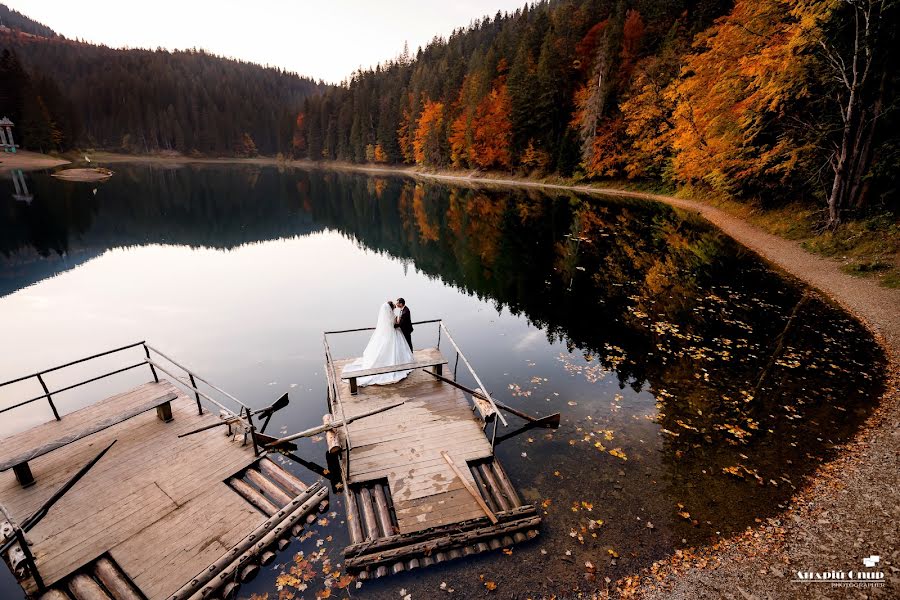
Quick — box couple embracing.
[343,298,415,388]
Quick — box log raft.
[323,324,541,579]
[0,349,327,600]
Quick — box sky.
[4,0,530,83]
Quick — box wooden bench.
[0,388,178,487]
[341,349,449,395]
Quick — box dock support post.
[349,377,358,395]
[144,345,159,383]
[188,373,202,414]
[37,374,60,421]
[156,401,173,422]
[13,463,34,488]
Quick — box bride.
[342,301,414,387]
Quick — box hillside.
[0,3,56,37]
[0,17,325,155]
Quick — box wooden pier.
[0,342,326,600]
[322,320,540,579]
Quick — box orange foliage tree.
[471,68,513,169]
[413,97,445,165]
[670,0,824,195]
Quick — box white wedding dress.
[342,302,414,386]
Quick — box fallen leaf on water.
[609,448,628,461]
[608,548,619,558]
[581,501,593,511]
[502,548,513,555]
[484,581,497,591]
[541,498,552,509]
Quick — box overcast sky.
[5,0,529,83]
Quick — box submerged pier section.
[0,342,326,600]
[324,321,540,579]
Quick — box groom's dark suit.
[395,306,413,350]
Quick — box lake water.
[0,164,887,599]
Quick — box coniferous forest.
[0,5,324,157]
[1,0,898,228]
[293,0,898,227]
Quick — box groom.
[394,297,413,350]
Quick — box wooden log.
[264,401,405,446]
[420,555,434,567]
[478,464,512,511]
[245,469,292,507]
[470,466,500,513]
[343,485,363,544]
[501,535,514,547]
[343,505,537,558]
[475,542,489,553]
[490,460,522,507]
[357,570,369,581]
[291,524,304,537]
[324,518,547,571]
[239,563,259,583]
[277,538,290,551]
[39,591,70,600]
[305,513,317,524]
[318,500,328,513]
[359,488,379,541]
[513,532,527,543]
[69,574,112,600]
[323,414,341,454]
[171,482,327,600]
[447,548,462,559]
[371,484,395,537]
[229,478,279,516]
[94,557,142,600]
[258,457,307,494]
[260,551,276,566]
[391,562,405,574]
[188,490,328,600]
[220,582,240,600]
[441,451,497,524]
[375,565,388,578]
[407,558,420,569]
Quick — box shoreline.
[89,152,900,597]
[0,150,70,171]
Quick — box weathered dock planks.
[324,332,540,578]
[1,371,324,599]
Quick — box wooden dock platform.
[323,322,540,579]
[0,343,327,600]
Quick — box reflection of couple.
[344,298,415,387]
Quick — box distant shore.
[0,150,70,171]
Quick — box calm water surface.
[0,165,886,599]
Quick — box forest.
[1,0,896,229]
[0,5,324,157]
[293,0,897,228]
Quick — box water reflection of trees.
[3,167,886,533]
[302,173,886,533]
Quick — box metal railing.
[0,341,153,421]
[0,342,260,454]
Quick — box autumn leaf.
[484,580,497,591]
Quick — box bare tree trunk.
[823,0,887,229]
